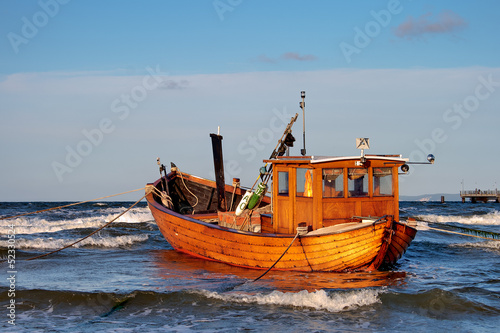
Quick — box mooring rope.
[253,231,301,282]
[150,186,173,208]
[220,230,301,292]
[0,187,146,221]
[23,190,151,261]
[422,224,500,241]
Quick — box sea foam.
[453,240,500,252]
[0,207,154,235]
[196,288,381,312]
[0,234,149,250]
[417,210,500,226]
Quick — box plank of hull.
[383,222,417,265]
[298,229,386,271]
[148,193,389,272]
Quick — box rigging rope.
[0,187,146,221]
[24,189,152,261]
[177,169,199,210]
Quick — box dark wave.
[381,288,500,319]
[0,289,190,317]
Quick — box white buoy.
[235,190,252,216]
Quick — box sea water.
[1,201,499,332]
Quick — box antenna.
[300,91,306,156]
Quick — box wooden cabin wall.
[261,214,273,233]
[272,162,401,233]
[321,164,400,225]
[322,198,396,226]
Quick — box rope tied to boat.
[150,186,173,209]
[420,224,500,241]
[0,187,147,221]
[409,217,500,241]
[175,167,199,211]
[4,187,154,262]
[252,230,301,282]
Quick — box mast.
[210,129,227,212]
[300,91,306,156]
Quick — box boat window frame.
[322,168,344,198]
[278,171,289,196]
[348,168,369,197]
[296,167,313,197]
[373,167,393,196]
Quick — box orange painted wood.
[148,190,397,271]
[147,153,416,272]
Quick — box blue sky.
[1,0,499,201]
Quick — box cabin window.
[323,168,343,197]
[296,168,313,197]
[278,171,289,196]
[348,168,368,197]
[373,167,393,196]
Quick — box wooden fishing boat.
[146,110,424,272]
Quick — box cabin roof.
[264,154,408,164]
[311,155,408,164]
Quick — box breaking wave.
[452,240,500,252]
[416,210,500,226]
[195,288,382,312]
[0,207,154,235]
[0,234,149,250]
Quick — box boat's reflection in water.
[151,250,408,292]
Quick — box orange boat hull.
[146,189,416,272]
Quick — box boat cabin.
[264,155,408,234]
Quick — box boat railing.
[372,215,392,225]
[352,215,392,225]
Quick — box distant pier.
[460,189,500,203]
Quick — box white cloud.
[1,67,499,200]
[394,10,468,40]
[253,52,318,64]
